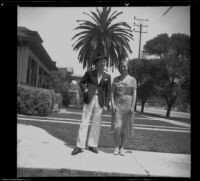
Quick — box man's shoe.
[88,146,98,153]
[71,147,83,155]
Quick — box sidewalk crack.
[129,152,150,176]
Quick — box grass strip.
[17,120,190,154]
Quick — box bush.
[17,85,54,116]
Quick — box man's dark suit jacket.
[79,69,111,109]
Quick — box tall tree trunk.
[166,104,172,118]
[134,80,139,111]
[134,97,137,111]
[141,100,145,112]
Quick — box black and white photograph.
[16,5,190,178]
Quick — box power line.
[163,6,173,16]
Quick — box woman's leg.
[119,113,128,155]
[113,128,121,154]
[120,130,127,149]
[113,128,121,148]
[112,108,122,154]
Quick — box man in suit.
[71,55,111,155]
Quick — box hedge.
[17,85,61,116]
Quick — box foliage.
[138,74,154,102]
[49,71,67,93]
[129,59,156,112]
[72,7,133,69]
[17,85,53,116]
[49,71,71,107]
[143,34,170,59]
[143,33,190,117]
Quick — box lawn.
[46,112,187,128]
[17,118,190,154]
[51,107,191,123]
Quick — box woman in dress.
[111,60,137,156]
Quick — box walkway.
[17,123,191,177]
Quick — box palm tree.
[72,7,133,70]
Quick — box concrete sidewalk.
[17,123,191,177]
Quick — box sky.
[17,6,190,77]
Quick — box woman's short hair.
[118,60,130,73]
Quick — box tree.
[72,7,133,70]
[143,33,190,118]
[129,58,156,112]
[138,74,154,112]
[49,71,71,107]
[129,59,143,111]
[143,34,170,59]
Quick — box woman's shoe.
[119,147,125,156]
[113,147,119,155]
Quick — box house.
[17,27,58,89]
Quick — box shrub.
[17,85,53,116]
[49,71,71,107]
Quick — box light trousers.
[77,95,103,148]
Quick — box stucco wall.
[17,46,28,84]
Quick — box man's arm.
[105,75,111,109]
[79,71,89,92]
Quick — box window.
[38,66,43,87]
[26,56,38,86]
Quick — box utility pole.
[133,16,148,60]
[133,16,148,111]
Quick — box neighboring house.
[17,27,58,89]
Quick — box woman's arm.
[111,78,117,112]
[131,78,137,112]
